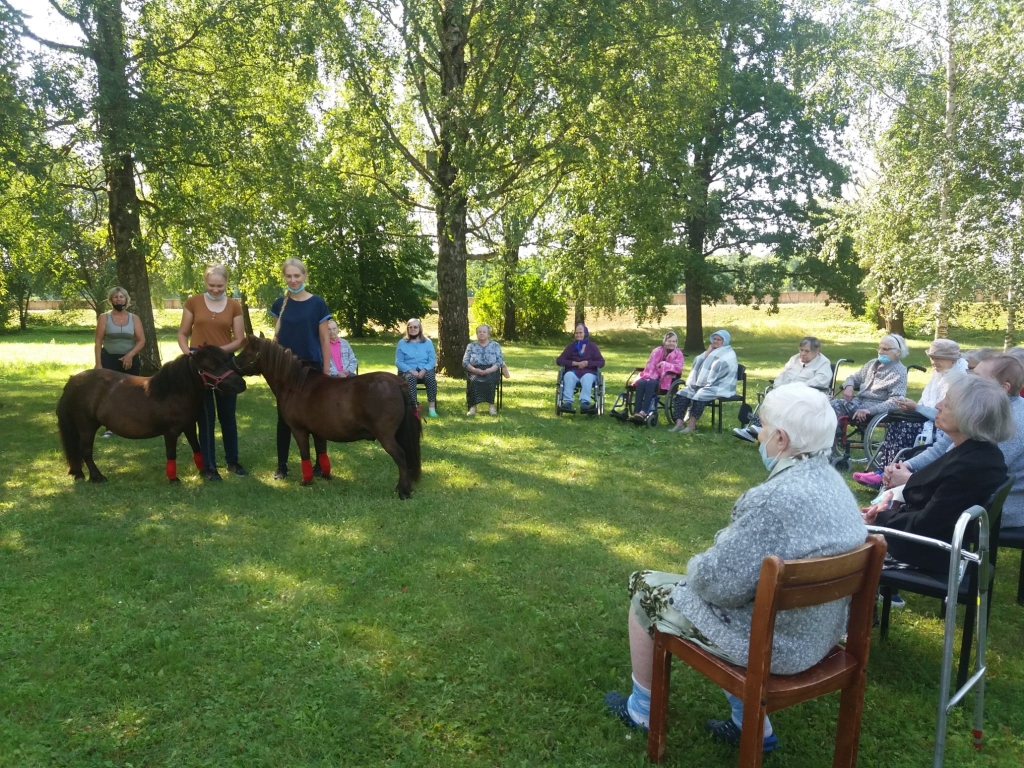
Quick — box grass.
[1,304,1023,767]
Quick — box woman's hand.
[843,385,854,402]
[861,491,894,524]
[885,462,913,488]
[120,353,135,371]
[897,397,917,411]
[853,408,871,421]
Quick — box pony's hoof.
[168,478,181,484]
[300,479,314,487]
[89,475,107,484]
[72,473,85,481]
[319,473,333,482]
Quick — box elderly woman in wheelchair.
[623,331,685,424]
[605,383,867,752]
[733,336,831,442]
[556,324,605,415]
[852,338,966,488]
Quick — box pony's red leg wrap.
[318,454,331,477]
[301,459,314,483]
[166,460,178,481]
[193,452,204,471]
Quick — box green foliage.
[472,274,567,340]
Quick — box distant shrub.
[472,274,567,340]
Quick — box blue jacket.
[396,338,436,372]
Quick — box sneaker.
[467,407,477,417]
[488,405,498,416]
[225,463,248,477]
[273,465,288,480]
[853,471,883,489]
[582,403,598,415]
[560,402,576,414]
[603,691,647,731]
[428,407,438,418]
[101,430,113,438]
[877,592,906,609]
[749,424,762,435]
[630,412,647,424]
[732,427,757,443]
[705,718,779,752]
[202,468,223,482]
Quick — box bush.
[472,274,567,340]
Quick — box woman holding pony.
[269,257,333,481]
[176,264,247,480]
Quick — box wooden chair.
[647,535,887,767]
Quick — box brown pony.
[56,346,246,483]
[235,334,422,498]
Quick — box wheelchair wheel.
[863,413,892,470]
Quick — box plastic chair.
[647,535,887,766]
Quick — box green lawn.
[1,305,1022,767]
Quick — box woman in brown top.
[176,264,247,480]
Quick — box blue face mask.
[877,354,891,364]
[286,283,306,294]
[205,291,226,301]
[759,429,779,472]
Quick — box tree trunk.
[886,308,905,337]
[683,267,704,351]
[935,0,957,340]
[433,5,470,375]
[240,291,254,336]
[573,302,585,327]
[1006,299,1016,351]
[501,240,518,341]
[93,0,161,373]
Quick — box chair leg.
[879,587,892,641]
[647,634,672,764]
[832,670,868,768]
[957,599,976,692]
[1017,549,1024,606]
[738,688,767,768]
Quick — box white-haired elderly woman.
[671,329,738,433]
[864,373,1011,574]
[854,338,967,489]
[629,332,685,423]
[831,333,909,424]
[463,324,504,416]
[605,383,867,752]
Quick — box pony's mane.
[147,353,196,398]
[259,338,314,389]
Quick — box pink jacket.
[638,346,684,391]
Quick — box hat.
[927,338,961,360]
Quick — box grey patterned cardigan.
[669,456,868,674]
[841,359,908,415]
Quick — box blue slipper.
[604,691,647,730]
[706,718,779,752]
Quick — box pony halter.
[199,368,236,390]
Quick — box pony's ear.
[259,331,266,340]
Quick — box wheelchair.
[609,368,681,426]
[830,363,927,472]
[555,366,605,416]
[749,357,853,422]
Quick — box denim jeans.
[199,388,239,469]
[562,371,596,405]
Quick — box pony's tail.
[56,391,81,474]
[397,384,422,481]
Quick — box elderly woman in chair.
[671,329,738,433]
[605,383,867,753]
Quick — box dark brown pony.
[56,346,246,483]
[235,334,422,498]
